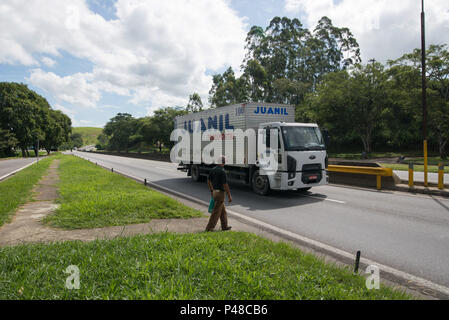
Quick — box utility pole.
[421,0,428,187]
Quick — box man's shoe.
[222,226,232,231]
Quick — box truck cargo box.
[174,102,295,166]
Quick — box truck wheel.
[191,165,204,182]
[251,170,270,195]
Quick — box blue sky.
[1,0,448,128]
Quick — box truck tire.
[251,170,270,195]
[191,165,204,182]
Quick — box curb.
[73,152,449,300]
[0,161,37,182]
[394,184,449,198]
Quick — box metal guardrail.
[327,165,393,190]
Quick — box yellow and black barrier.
[327,165,393,190]
[439,163,445,190]
[409,163,414,188]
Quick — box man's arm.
[207,179,213,195]
[224,183,232,203]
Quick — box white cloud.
[54,104,76,119]
[41,57,57,67]
[285,0,449,63]
[0,0,247,110]
[28,69,101,108]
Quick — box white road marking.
[155,166,177,172]
[305,195,346,204]
[0,161,36,182]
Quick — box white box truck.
[174,102,329,195]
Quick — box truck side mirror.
[265,128,271,149]
[323,128,330,147]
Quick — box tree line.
[67,16,449,158]
[205,16,449,158]
[0,83,74,157]
[97,107,187,153]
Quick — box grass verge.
[0,158,52,227]
[0,151,47,161]
[44,155,203,229]
[0,232,412,300]
[381,163,449,174]
[329,151,423,160]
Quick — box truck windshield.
[281,126,325,151]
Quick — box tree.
[208,67,248,107]
[103,113,137,153]
[0,82,69,157]
[151,107,187,152]
[243,59,268,102]
[139,117,159,151]
[0,129,18,157]
[72,133,83,149]
[306,62,391,153]
[186,93,204,113]
[384,63,422,150]
[129,118,146,154]
[96,132,109,150]
[389,44,449,158]
[209,16,360,107]
[42,110,72,154]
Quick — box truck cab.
[252,122,328,195]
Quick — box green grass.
[400,157,449,166]
[0,158,52,227]
[0,150,47,161]
[0,232,412,300]
[72,127,103,146]
[381,163,449,174]
[329,151,425,160]
[44,155,203,229]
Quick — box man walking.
[206,155,232,232]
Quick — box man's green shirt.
[208,166,227,191]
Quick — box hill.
[72,127,103,146]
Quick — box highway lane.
[0,157,37,179]
[73,151,449,289]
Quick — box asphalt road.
[0,157,37,179]
[73,151,449,289]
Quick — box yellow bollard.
[438,163,444,190]
[376,175,382,190]
[408,163,414,188]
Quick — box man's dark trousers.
[206,190,228,231]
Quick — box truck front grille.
[301,164,322,184]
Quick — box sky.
[0,0,448,128]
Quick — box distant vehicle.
[174,102,329,195]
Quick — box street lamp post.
[421,0,428,187]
